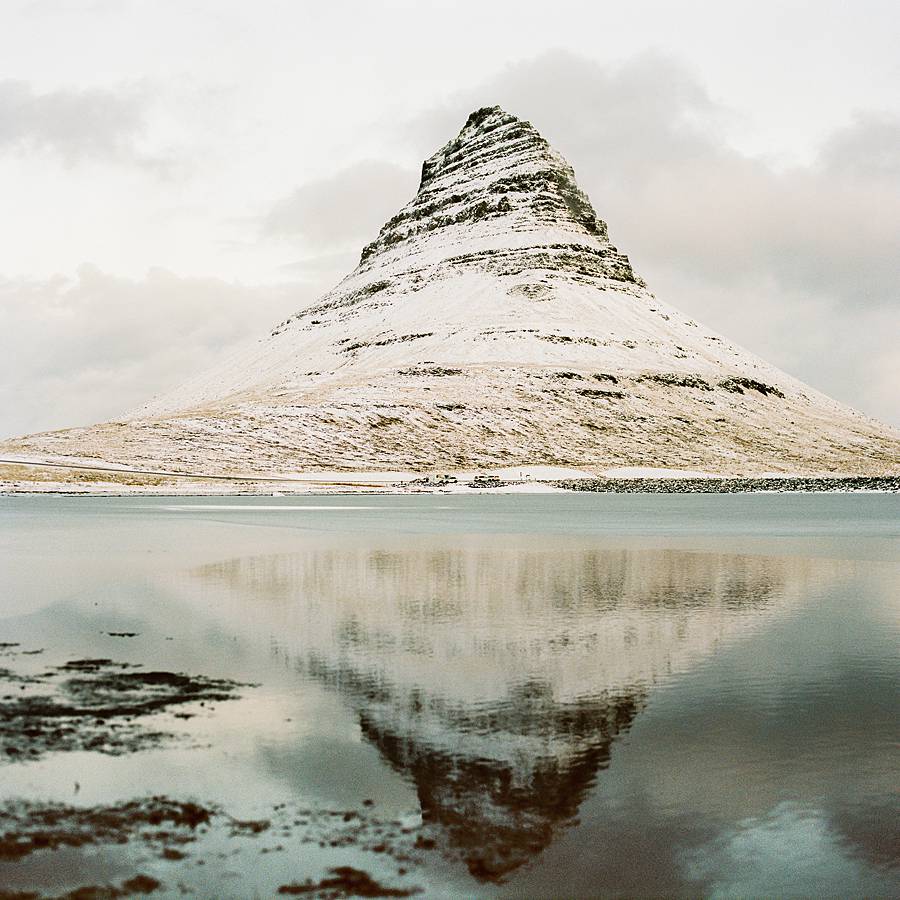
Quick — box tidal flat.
[1,494,898,898]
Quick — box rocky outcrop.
[358,106,636,283]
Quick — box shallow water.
[1,494,898,898]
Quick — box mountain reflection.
[191,541,817,880]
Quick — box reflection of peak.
[184,542,826,881]
[305,648,647,881]
[359,690,645,881]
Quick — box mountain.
[4,106,898,477]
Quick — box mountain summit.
[356,105,636,280]
[5,106,899,476]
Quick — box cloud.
[0,79,141,162]
[681,802,893,897]
[0,78,186,173]
[0,266,312,438]
[819,111,900,181]
[262,159,417,249]
[396,51,900,425]
[403,51,723,175]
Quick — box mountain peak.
[359,105,629,280]
[418,105,527,190]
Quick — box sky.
[1,0,898,437]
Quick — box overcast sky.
[1,0,898,437]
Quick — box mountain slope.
[4,106,899,476]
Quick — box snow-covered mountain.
[5,106,899,476]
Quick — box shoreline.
[2,457,898,496]
[3,475,899,497]
[552,475,900,494]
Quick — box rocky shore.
[554,476,900,493]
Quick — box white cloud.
[0,79,148,165]
[0,266,310,438]
[819,112,900,181]
[262,160,417,249]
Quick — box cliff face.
[4,106,899,476]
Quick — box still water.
[1,494,898,897]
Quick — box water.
[1,494,898,897]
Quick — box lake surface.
[1,494,898,898]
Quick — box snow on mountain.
[4,106,899,476]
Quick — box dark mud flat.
[555,475,900,493]
[1,653,249,761]
[0,874,163,899]
[0,795,433,898]
[0,796,211,862]
[0,652,431,898]
[277,867,420,896]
